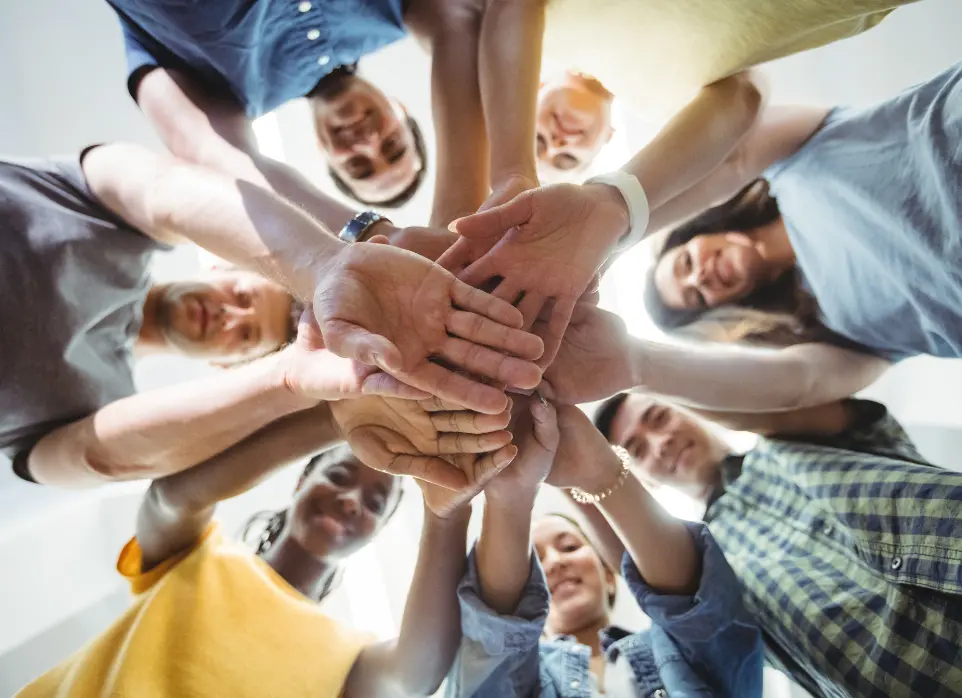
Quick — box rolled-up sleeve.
[623,523,764,698]
[444,547,548,698]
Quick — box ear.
[605,124,615,144]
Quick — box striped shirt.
[706,400,962,698]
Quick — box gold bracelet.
[569,446,631,504]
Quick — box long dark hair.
[643,179,832,347]
[241,443,403,602]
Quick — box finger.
[403,362,509,414]
[349,427,467,490]
[450,278,524,329]
[516,292,547,332]
[321,320,403,372]
[534,296,577,368]
[436,238,477,274]
[430,407,512,434]
[439,337,543,389]
[469,445,519,486]
[419,395,467,412]
[529,399,561,451]
[491,279,525,306]
[360,373,431,400]
[435,429,512,454]
[449,194,534,239]
[446,310,544,360]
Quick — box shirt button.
[317,54,331,66]
[891,556,903,570]
[297,1,312,12]
[823,524,834,536]
[570,680,580,689]
[306,28,320,40]
[654,690,668,698]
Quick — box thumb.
[321,319,403,372]
[531,398,560,451]
[449,193,534,239]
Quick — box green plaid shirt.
[705,400,962,698]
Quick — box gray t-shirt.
[764,61,962,361]
[0,152,167,469]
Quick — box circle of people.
[4,1,961,697]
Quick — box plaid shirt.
[705,400,962,698]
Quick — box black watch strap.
[339,211,390,243]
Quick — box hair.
[539,512,617,608]
[287,296,307,345]
[241,443,403,602]
[593,393,629,442]
[643,179,837,347]
[327,115,428,209]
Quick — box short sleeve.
[118,523,220,594]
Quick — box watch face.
[340,212,387,242]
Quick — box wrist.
[484,484,539,512]
[572,448,624,495]
[270,348,328,412]
[582,182,631,245]
[424,501,472,527]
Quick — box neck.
[569,615,609,658]
[137,288,168,354]
[751,216,795,282]
[260,531,335,601]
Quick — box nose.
[338,492,362,520]
[218,304,255,331]
[652,432,676,467]
[541,547,564,576]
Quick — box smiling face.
[311,75,423,204]
[533,516,615,635]
[654,231,767,311]
[153,270,293,361]
[607,394,726,498]
[535,72,614,178]
[288,451,403,561]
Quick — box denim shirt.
[107,0,408,117]
[446,523,764,698]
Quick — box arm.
[344,507,470,698]
[135,68,357,234]
[686,400,855,438]
[137,402,340,571]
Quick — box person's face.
[155,270,292,361]
[533,516,614,635]
[536,72,614,178]
[312,76,422,203]
[608,395,724,497]
[289,456,402,560]
[654,232,766,310]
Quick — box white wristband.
[585,170,650,252]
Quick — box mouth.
[673,442,693,474]
[550,578,582,599]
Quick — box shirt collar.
[705,453,746,509]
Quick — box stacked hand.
[438,182,630,366]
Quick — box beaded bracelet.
[569,445,632,504]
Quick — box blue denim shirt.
[446,523,764,698]
[107,0,408,117]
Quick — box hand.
[438,183,629,366]
[313,238,545,414]
[279,311,429,401]
[330,396,517,517]
[546,406,623,492]
[484,396,560,504]
[384,224,458,262]
[542,305,635,404]
[478,172,539,215]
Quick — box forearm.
[477,489,538,614]
[387,507,471,694]
[622,72,764,218]
[29,352,315,487]
[629,338,889,413]
[589,458,698,594]
[479,0,545,184]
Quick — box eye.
[236,289,252,308]
[650,407,669,429]
[536,134,548,157]
[553,153,579,171]
[681,249,693,273]
[239,325,253,343]
[365,491,387,516]
[326,465,353,487]
[345,156,374,179]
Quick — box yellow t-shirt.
[542,0,919,116]
[17,524,369,698]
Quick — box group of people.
[4,0,962,696]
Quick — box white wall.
[1,0,961,695]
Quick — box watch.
[584,170,650,251]
[338,211,392,243]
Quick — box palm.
[543,306,634,404]
[438,184,628,366]
[314,242,544,413]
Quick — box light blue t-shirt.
[764,62,962,362]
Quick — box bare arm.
[135,68,358,233]
[631,339,890,413]
[137,402,340,571]
[645,104,831,234]
[28,351,314,488]
[82,142,348,300]
[686,400,855,438]
[344,507,470,698]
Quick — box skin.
[310,76,423,204]
[536,72,614,178]
[533,516,615,637]
[653,217,794,311]
[608,394,729,498]
[139,270,293,362]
